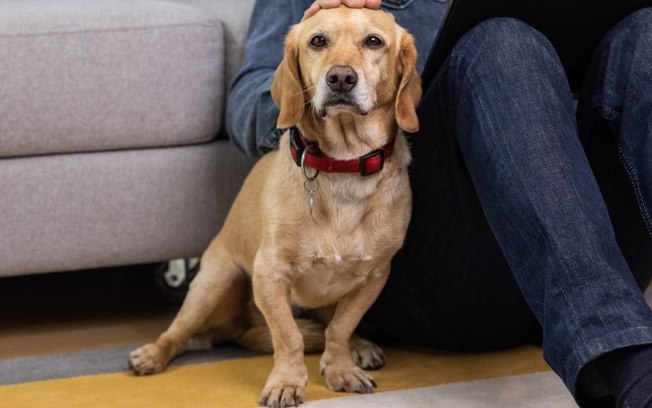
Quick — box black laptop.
[421,0,652,91]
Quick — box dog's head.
[271,6,421,134]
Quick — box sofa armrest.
[171,0,256,86]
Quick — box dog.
[128,6,421,408]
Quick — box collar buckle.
[358,148,385,177]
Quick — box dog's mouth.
[318,93,367,117]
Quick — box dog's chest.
[288,212,397,308]
[290,252,379,309]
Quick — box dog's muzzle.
[317,65,368,117]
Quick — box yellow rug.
[0,345,550,408]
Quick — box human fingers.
[302,0,341,21]
[341,0,381,9]
[302,0,381,21]
[301,2,322,21]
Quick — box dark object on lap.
[422,0,652,91]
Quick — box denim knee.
[448,17,564,87]
[602,8,652,70]
[586,7,652,123]
[443,17,573,156]
[613,7,652,40]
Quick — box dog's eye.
[364,35,383,48]
[310,35,327,49]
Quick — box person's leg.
[579,7,652,285]
[576,8,652,407]
[443,16,652,403]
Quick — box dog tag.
[301,144,320,217]
[308,190,315,215]
[304,178,319,216]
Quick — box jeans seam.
[617,148,652,237]
[592,99,622,123]
[592,95,652,238]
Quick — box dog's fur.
[129,7,421,408]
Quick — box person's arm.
[226,0,382,157]
[226,0,305,157]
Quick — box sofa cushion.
[0,0,224,158]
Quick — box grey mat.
[0,344,258,385]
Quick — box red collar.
[289,127,394,177]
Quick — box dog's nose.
[326,65,358,92]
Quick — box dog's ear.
[395,30,422,133]
[271,27,305,129]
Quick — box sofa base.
[0,141,255,277]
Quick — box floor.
[0,264,581,407]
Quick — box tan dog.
[129,6,421,408]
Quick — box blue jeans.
[365,8,652,404]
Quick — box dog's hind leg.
[129,249,248,375]
[350,335,386,370]
[311,306,385,370]
[236,318,325,354]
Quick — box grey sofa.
[0,0,257,277]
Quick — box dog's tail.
[235,319,325,354]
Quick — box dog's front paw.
[351,337,385,370]
[258,383,305,408]
[128,343,167,375]
[259,365,308,408]
[321,364,377,394]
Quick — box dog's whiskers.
[289,85,315,99]
[288,86,317,114]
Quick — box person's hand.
[302,0,382,21]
